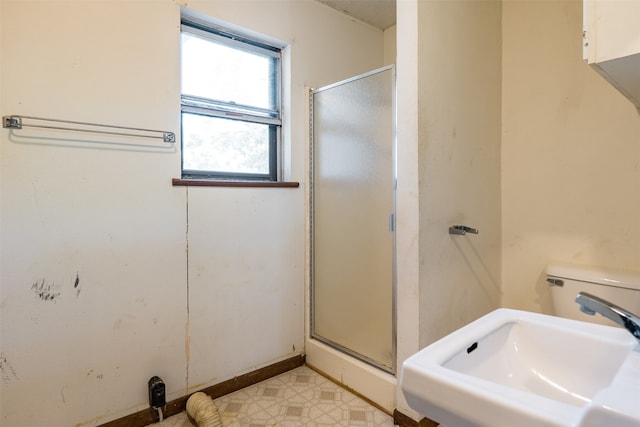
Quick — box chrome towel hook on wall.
[3,115,176,143]
[449,225,479,236]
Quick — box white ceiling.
[314,0,397,31]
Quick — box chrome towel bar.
[3,115,175,143]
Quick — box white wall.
[1,4,187,426]
[502,0,640,313]
[417,0,502,346]
[395,0,421,418]
[394,1,501,419]
[0,1,383,425]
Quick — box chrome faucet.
[575,291,640,343]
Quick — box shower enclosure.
[310,66,396,373]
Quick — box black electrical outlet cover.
[148,376,166,408]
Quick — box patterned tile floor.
[151,365,397,426]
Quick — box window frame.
[179,18,283,182]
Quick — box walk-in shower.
[310,65,396,373]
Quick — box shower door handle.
[389,213,395,232]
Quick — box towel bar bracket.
[3,116,22,129]
[162,132,176,143]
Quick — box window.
[180,18,282,181]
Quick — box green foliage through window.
[180,19,282,181]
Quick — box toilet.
[546,263,640,327]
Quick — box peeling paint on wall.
[32,278,61,302]
[86,370,104,381]
[74,273,81,297]
[0,353,18,384]
[31,273,82,301]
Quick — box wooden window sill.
[172,178,300,188]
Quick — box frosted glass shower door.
[311,66,395,372]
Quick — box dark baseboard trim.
[98,354,305,427]
[393,409,439,427]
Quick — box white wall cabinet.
[583,0,640,110]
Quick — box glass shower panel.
[311,67,395,372]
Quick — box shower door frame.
[309,65,397,374]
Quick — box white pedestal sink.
[400,309,640,427]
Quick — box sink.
[400,308,640,427]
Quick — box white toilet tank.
[546,263,640,327]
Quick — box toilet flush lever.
[547,278,564,287]
[449,225,479,236]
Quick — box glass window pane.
[181,32,273,110]
[182,113,271,175]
